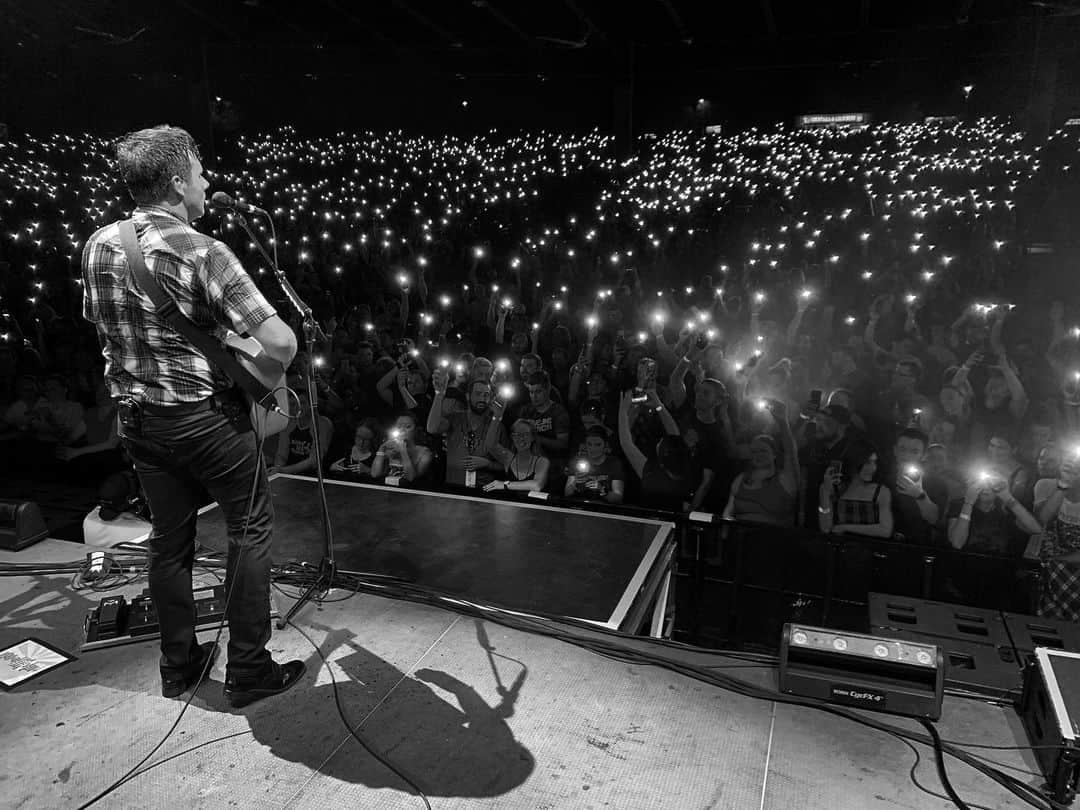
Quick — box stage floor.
[0,536,1049,810]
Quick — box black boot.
[224,659,306,708]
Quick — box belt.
[138,390,237,416]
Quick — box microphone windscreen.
[210,191,233,208]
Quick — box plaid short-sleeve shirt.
[81,206,277,406]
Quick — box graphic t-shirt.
[569,454,626,500]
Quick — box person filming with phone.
[817,440,893,538]
[886,427,948,545]
[946,469,1041,555]
[799,399,852,527]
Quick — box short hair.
[896,427,930,452]
[469,378,492,396]
[115,126,201,205]
[354,341,374,353]
[521,352,543,369]
[526,370,551,390]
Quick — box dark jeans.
[120,400,274,681]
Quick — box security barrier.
[325,475,1046,649]
[674,514,1042,648]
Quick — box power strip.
[81,585,278,651]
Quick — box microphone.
[210,191,267,216]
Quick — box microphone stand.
[229,209,337,629]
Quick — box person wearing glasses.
[482,419,550,493]
[328,417,380,480]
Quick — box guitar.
[224,333,292,437]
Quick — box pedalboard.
[82,585,277,651]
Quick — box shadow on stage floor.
[0,581,534,800]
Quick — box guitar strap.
[117,218,279,410]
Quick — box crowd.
[2,118,1080,620]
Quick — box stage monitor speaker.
[1019,648,1080,806]
[779,623,945,720]
[0,499,48,551]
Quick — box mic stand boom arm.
[229,210,337,626]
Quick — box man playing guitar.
[81,125,305,707]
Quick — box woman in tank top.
[817,440,894,538]
[371,412,433,484]
[483,418,550,493]
[723,399,798,527]
[270,390,333,476]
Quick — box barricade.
[673,513,1043,648]
[321,475,1045,650]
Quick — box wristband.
[503,481,509,490]
[818,506,832,515]
[958,513,971,522]
[1057,481,1070,491]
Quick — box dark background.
[2,0,1080,148]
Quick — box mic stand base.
[277,556,337,629]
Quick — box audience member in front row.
[723,399,798,526]
[1032,454,1080,621]
[667,352,733,512]
[328,417,380,479]
[371,412,433,484]
[817,440,894,538]
[618,389,693,512]
[887,428,948,545]
[985,428,1034,509]
[946,470,1041,555]
[518,371,570,459]
[483,418,550,493]
[800,403,854,528]
[1,375,44,439]
[269,390,333,476]
[565,425,626,504]
[33,373,86,446]
[427,367,506,488]
[55,379,123,480]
